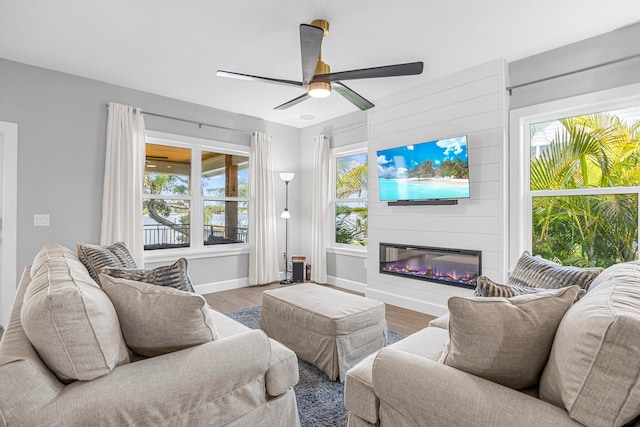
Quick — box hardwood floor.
[203,283,436,336]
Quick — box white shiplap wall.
[366,59,509,316]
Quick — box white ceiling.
[1,1,639,128]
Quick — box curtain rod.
[330,124,367,137]
[106,104,368,137]
[105,104,253,135]
[506,52,640,95]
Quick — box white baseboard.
[195,277,249,295]
[365,288,447,317]
[327,276,367,294]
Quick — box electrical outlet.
[34,214,50,227]
[363,258,367,268]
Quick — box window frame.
[329,141,368,255]
[144,131,250,263]
[509,83,640,270]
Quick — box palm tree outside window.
[528,105,640,267]
[335,152,368,246]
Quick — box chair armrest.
[372,348,582,427]
[27,330,273,426]
[265,338,299,397]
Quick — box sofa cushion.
[101,258,195,293]
[428,313,449,329]
[474,275,586,299]
[439,286,580,390]
[100,274,219,356]
[539,261,640,427]
[344,325,449,424]
[21,244,130,382]
[508,251,602,290]
[76,242,137,283]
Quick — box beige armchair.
[0,244,300,426]
[345,260,640,427]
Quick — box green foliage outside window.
[335,154,368,246]
[531,110,640,267]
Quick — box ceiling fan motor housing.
[309,57,331,97]
[310,19,329,35]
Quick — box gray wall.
[509,23,640,109]
[0,58,301,287]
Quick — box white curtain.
[101,102,146,267]
[311,134,330,283]
[248,132,279,285]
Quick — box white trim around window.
[329,141,368,252]
[144,131,250,263]
[508,82,640,271]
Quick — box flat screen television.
[376,135,470,202]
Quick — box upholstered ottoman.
[260,283,387,382]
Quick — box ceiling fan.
[216,19,424,111]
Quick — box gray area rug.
[225,305,406,427]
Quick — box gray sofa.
[0,244,300,426]
[345,260,640,427]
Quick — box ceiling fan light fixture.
[308,81,331,98]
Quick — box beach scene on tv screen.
[377,136,470,201]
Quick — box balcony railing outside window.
[144,224,248,250]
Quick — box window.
[333,149,368,247]
[520,102,640,268]
[201,150,249,245]
[143,135,249,251]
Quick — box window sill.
[144,244,249,263]
[327,246,367,258]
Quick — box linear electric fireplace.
[380,243,481,289]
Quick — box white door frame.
[1,122,17,327]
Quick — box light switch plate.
[34,214,50,227]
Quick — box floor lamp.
[279,172,295,285]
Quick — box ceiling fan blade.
[331,82,375,111]
[314,61,424,83]
[216,70,303,88]
[300,24,324,86]
[274,93,311,110]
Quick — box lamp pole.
[279,172,294,285]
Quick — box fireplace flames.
[383,263,478,286]
[379,243,481,289]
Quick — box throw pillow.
[99,274,220,357]
[76,242,138,283]
[539,261,640,427]
[508,251,602,290]
[100,257,195,293]
[474,275,586,299]
[438,285,580,390]
[474,275,549,297]
[22,244,130,382]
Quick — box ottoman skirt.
[260,284,387,382]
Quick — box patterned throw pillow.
[77,242,138,283]
[473,275,550,298]
[101,258,195,293]
[508,251,602,291]
[473,274,587,299]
